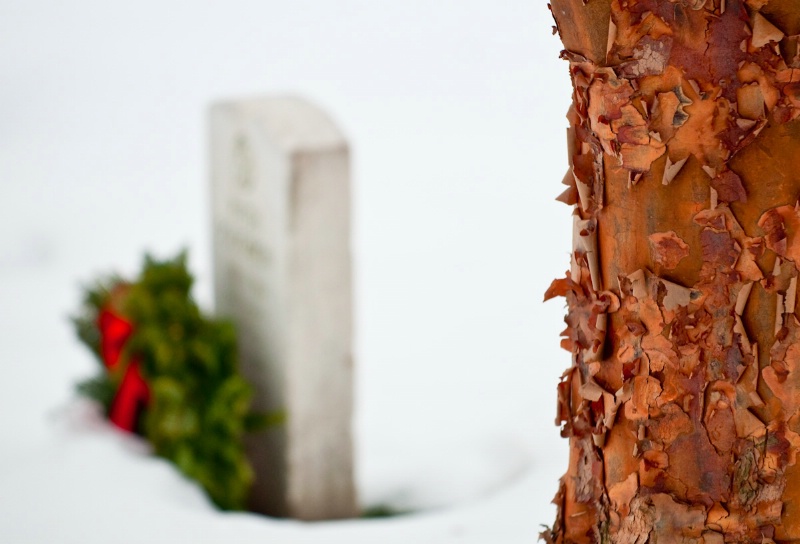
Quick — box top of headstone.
[211,95,346,153]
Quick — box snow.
[1,2,574,542]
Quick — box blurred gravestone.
[209,95,356,520]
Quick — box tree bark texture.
[544,1,800,542]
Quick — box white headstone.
[209,95,356,520]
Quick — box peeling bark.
[545,0,800,542]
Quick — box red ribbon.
[98,309,133,371]
[97,308,150,432]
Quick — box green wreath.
[72,251,274,510]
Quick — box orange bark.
[545,1,800,542]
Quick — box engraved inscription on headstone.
[210,96,356,520]
[233,134,253,189]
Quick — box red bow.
[97,309,150,432]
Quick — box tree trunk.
[544,1,800,542]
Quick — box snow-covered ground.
[1,2,574,542]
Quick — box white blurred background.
[1,1,575,542]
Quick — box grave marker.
[210,95,356,520]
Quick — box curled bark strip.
[759,203,800,265]
[751,12,786,50]
[662,155,688,185]
[546,0,800,541]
